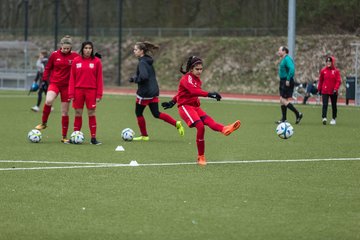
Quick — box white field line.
[0,160,116,165]
[0,157,360,171]
[0,164,129,171]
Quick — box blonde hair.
[60,35,72,46]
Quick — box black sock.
[287,103,299,117]
[303,96,308,104]
[281,105,287,121]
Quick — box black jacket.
[133,55,159,98]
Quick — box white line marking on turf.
[209,157,360,164]
[0,164,130,171]
[0,160,116,165]
[0,157,359,171]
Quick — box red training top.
[42,49,79,87]
[172,72,208,107]
[318,56,342,95]
[68,56,104,99]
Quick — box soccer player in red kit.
[35,35,79,143]
[161,56,241,166]
[68,41,103,145]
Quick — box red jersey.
[68,56,104,99]
[42,49,79,87]
[173,72,208,107]
[318,56,342,95]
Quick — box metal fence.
[0,41,38,90]
[0,27,287,38]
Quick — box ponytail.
[135,41,159,55]
[180,56,203,74]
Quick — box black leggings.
[135,102,160,118]
[322,93,338,119]
[36,83,47,106]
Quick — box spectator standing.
[31,50,49,112]
[318,56,342,125]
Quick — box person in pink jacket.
[318,56,342,125]
[68,41,103,145]
[35,35,79,143]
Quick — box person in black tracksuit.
[31,50,49,112]
[129,41,184,141]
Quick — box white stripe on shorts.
[181,105,195,124]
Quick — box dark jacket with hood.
[133,55,159,98]
[318,56,342,95]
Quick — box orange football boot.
[222,120,241,136]
[35,123,47,130]
[197,155,207,166]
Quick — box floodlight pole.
[54,0,59,50]
[24,0,29,42]
[287,0,296,60]
[117,0,123,86]
[85,0,90,40]
[24,0,29,72]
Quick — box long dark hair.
[80,41,95,58]
[179,56,203,74]
[135,41,159,55]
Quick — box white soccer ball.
[276,122,294,139]
[28,129,42,143]
[121,128,135,141]
[70,131,85,144]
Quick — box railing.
[0,70,37,90]
[0,27,287,38]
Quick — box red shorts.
[48,83,69,102]
[72,88,97,109]
[178,105,207,127]
[136,96,159,106]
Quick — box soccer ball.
[121,128,135,141]
[30,82,39,92]
[28,129,42,143]
[276,122,294,139]
[70,131,85,144]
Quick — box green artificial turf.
[1,90,360,240]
